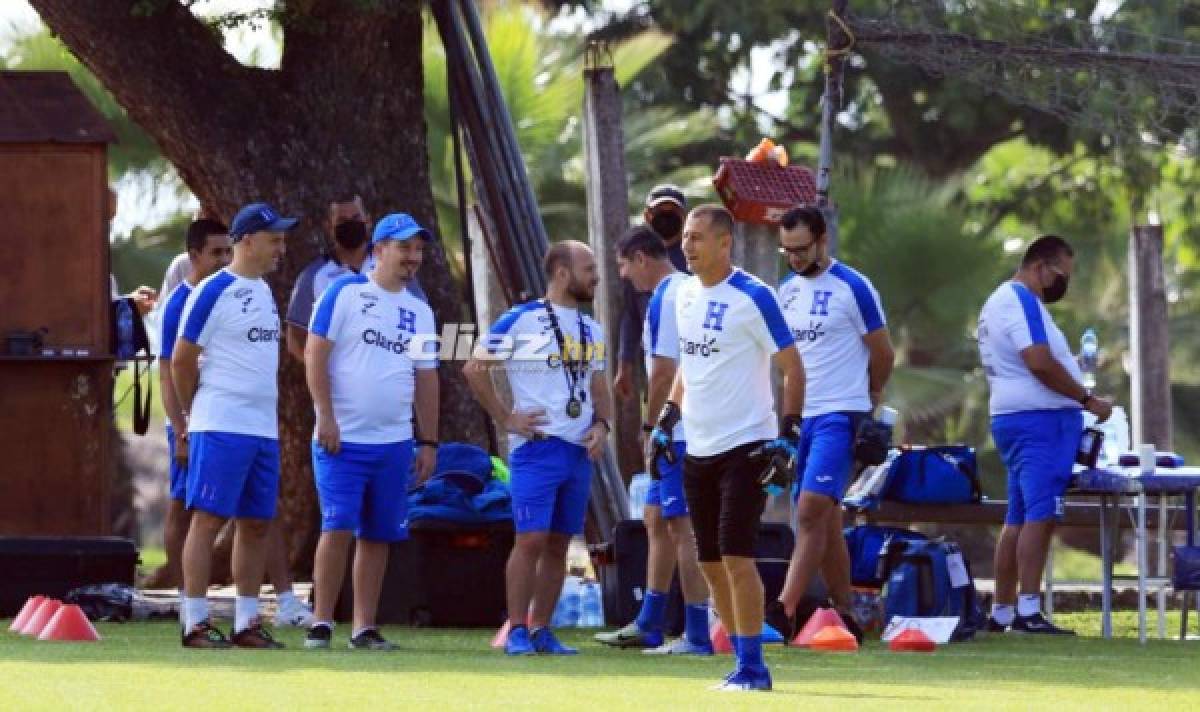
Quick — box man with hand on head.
[303,214,440,651]
[173,201,295,649]
[464,241,613,656]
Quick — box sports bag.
[882,445,981,505]
[844,524,928,588]
[882,538,985,641]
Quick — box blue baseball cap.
[229,202,299,241]
[372,212,431,245]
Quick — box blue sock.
[729,634,743,659]
[685,604,711,645]
[634,590,667,632]
[739,634,764,669]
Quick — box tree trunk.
[32,0,486,577]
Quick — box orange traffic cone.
[20,598,62,637]
[709,620,733,654]
[889,628,935,653]
[38,604,100,642]
[9,595,45,633]
[809,625,859,652]
[791,607,848,647]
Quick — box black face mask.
[334,219,368,250]
[650,212,683,240]
[1043,273,1069,303]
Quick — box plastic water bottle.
[552,575,582,628]
[579,580,605,628]
[628,473,651,520]
[1080,328,1098,390]
[116,299,135,360]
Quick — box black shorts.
[682,441,768,562]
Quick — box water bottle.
[627,472,651,520]
[552,575,582,628]
[1080,328,1098,390]
[116,298,135,360]
[579,580,605,628]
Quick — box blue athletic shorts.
[792,412,857,501]
[991,409,1084,525]
[644,442,689,519]
[312,440,414,542]
[165,424,187,502]
[509,437,592,535]
[186,431,279,519]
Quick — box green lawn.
[2,612,1198,710]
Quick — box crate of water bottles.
[551,575,605,628]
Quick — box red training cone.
[889,628,935,653]
[791,607,848,647]
[709,620,733,654]
[809,625,859,652]
[20,599,62,637]
[38,604,100,642]
[9,595,45,633]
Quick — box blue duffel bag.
[882,445,982,505]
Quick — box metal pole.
[817,0,851,257]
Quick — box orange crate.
[713,157,817,226]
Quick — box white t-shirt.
[778,260,886,417]
[977,281,1083,415]
[643,272,687,442]
[179,268,281,438]
[674,268,796,456]
[159,252,191,307]
[484,299,606,451]
[309,274,438,444]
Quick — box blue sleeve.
[485,301,537,354]
[181,272,235,344]
[646,280,669,353]
[1011,283,1048,345]
[158,285,190,359]
[310,274,365,339]
[731,272,794,351]
[830,263,885,333]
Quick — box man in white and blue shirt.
[302,213,439,651]
[464,241,613,657]
[595,226,712,655]
[650,205,806,691]
[770,205,894,643]
[158,218,231,588]
[978,235,1112,635]
[172,201,295,649]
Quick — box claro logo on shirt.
[792,321,826,343]
[362,329,411,355]
[247,327,281,342]
[678,334,721,358]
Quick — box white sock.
[235,596,259,633]
[991,603,1015,625]
[277,590,298,608]
[184,597,209,631]
[1017,593,1042,617]
[314,620,334,630]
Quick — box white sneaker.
[274,596,315,627]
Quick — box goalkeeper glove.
[646,401,681,480]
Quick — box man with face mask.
[613,185,689,399]
[285,194,427,363]
[977,235,1113,634]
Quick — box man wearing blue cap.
[172,201,295,649]
[302,213,440,651]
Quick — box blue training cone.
[762,621,786,644]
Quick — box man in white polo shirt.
[172,201,295,649]
[303,213,440,651]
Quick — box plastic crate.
[713,157,818,226]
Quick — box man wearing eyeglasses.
[767,205,894,643]
[977,234,1113,634]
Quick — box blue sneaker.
[715,666,772,692]
[761,622,785,644]
[531,627,578,655]
[505,626,537,656]
[643,637,714,655]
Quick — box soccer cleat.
[231,618,285,649]
[505,625,537,656]
[764,600,795,643]
[593,621,663,648]
[984,617,1010,633]
[181,620,232,649]
[643,637,714,656]
[714,667,773,692]
[1011,613,1075,635]
[836,607,866,645]
[274,596,315,628]
[532,627,578,655]
[304,622,333,649]
[348,628,397,651]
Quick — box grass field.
[3,612,1198,710]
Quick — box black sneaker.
[181,620,232,649]
[835,607,865,645]
[231,618,285,649]
[1011,612,1075,635]
[305,622,333,649]
[764,600,795,643]
[985,617,1010,633]
[348,628,397,651]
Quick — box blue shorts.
[186,431,279,520]
[992,409,1083,525]
[792,412,857,502]
[313,440,413,542]
[509,437,592,535]
[645,442,689,519]
[165,424,187,502]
